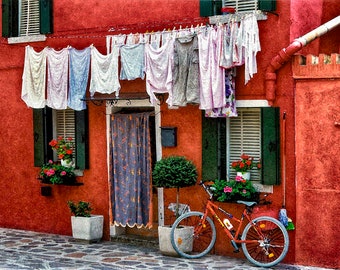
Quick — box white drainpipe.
[265,15,340,105]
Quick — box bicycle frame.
[203,200,256,244]
[200,182,261,247]
[171,182,290,266]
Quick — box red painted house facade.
[0,0,339,268]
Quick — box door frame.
[106,99,163,236]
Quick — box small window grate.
[19,0,40,36]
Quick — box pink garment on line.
[198,26,225,110]
[46,47,69,110]
[144,37,175,106]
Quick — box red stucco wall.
[0,0,205,240]
[293,54,340,269]
[0,0,339,268]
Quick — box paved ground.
[0,228,334,270]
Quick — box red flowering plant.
[49,136,74,163]
[211,176,257,202]
[39,160,75,184]
[231,154,261,173]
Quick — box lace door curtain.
[109,112,153,228]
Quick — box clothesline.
[21,13,260,118]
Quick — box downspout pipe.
[265,15,340,105]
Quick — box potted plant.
[67,201,104,243]
[152,155,198,256]
[211,177,259,202]
[39,160,76,185]
[49,136,74,167]
[211,153,261,202]
[231,153,261,180]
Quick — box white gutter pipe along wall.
[265,15,340,105]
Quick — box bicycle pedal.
[231,240,240,253]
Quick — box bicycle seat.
[236,200,257,207]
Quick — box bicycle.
[170,181,289,268]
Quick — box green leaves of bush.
[67,201,92,217]
[152,156,198,188]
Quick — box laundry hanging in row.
[22,45,92,110]
[105,12,260,114]
[21,44,122,110]
[22,13,260,114]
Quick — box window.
[52,109,76,161]
[2,0,53,39]
[227,108,261,181]
[202,107,280,187]
[33,107,89,170]
[19,0,40,36]
[200,0,276,17]
[223,0,276,13]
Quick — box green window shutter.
[2,0,18,37]
[33,108,53,167]
[261,107,280,185]
[75,109,89,170]
[39,0,53,34]
[200,0,222,17]
[258,0,276,11]
[202,114,226,181]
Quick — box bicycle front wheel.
[170,211,216,259]
[241,216,289,268]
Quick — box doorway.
[106,100,161,239]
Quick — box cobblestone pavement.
[0,228,334,270]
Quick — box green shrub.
[67,201,92,217]
[152,156,197,188]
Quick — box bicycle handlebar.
[199,181,214,199]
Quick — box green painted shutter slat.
[39,0,53,34]
[202,114,226,181]
[33,108,53,166]
[258,0,276,11]
[261,107,280,185]
[2,0,18,37]
[33,109,45,166]
[75,110,89,170]
[200,0,222,17]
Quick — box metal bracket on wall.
[82,92,153,106]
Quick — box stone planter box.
[158,225,194,256]
[71,215,104,243]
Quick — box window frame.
[202,103,280,190]
[33,107,89,170]
[200,0,276,17]
[2,0,53,43]
[52,108,76,162]
[226,107,262,182]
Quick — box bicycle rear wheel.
[241,216,289,268]
[170,211,216,259]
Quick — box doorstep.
[110,234,159,249]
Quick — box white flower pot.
[236,171,250,180]
[158,225,194,256]
[71,215,104,242]
[61,159,74,168]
